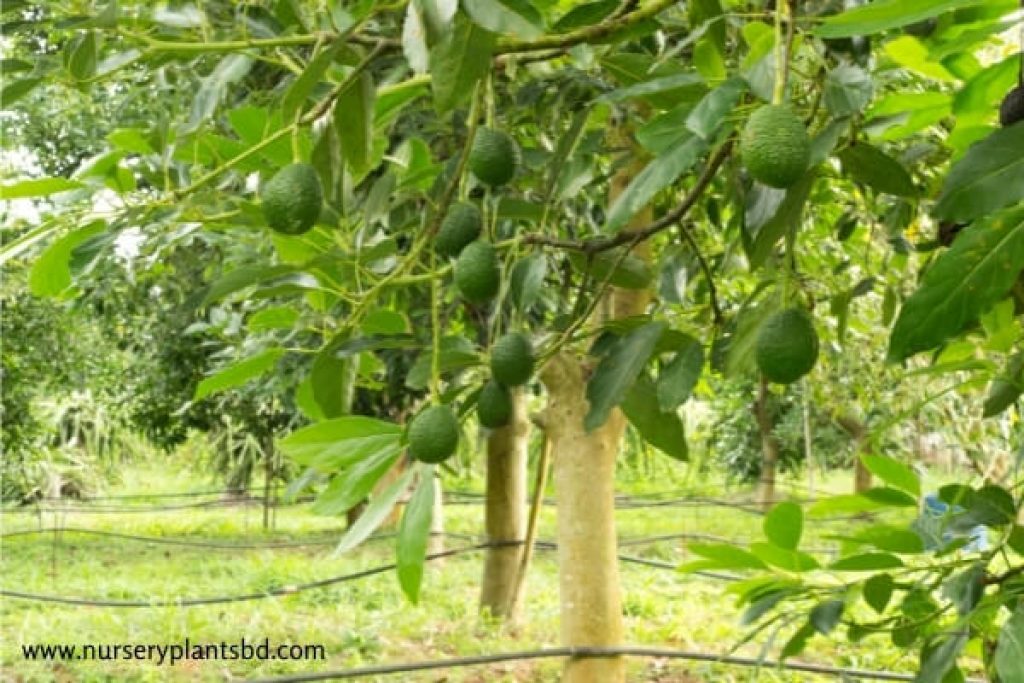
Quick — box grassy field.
[1,460,954,682]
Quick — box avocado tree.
[5,0,1024,680]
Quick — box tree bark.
[835,413,871,493]
[541,354,626,683]
[539,147,651,683]
[480,389,529,619]
[427,469,445,556]
[756,377,780,510]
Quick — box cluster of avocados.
[407,333,535,463]
[406,128,530,463]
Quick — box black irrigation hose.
[0,527,344,550]
[0,533,746,608]
[0,496,316,515]
[246,645,974,683]
[0,543,496,608]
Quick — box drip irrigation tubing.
[0,496,316,515]
[245,645,980,683]
[0,535,743,608]
[1,526,840,559]
[0,543,494,608]
[0,526,344,549]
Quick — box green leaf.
[934,124,1024,222]
[829,553,904,571]
[863,574,894,613]
[764,502,803,551]
[182,54,253,134]
[942,564,985,616]
[961,484,1016,527]
[335,70,375,176]
[277,416,402,471]
[463,0,542,38]
[312,447,401,515]
[749,543,820,572]
[567,250,653,290]
[0,177,84,200]
[883,36,957,82]
[28,221,105,298]
[655,335,703,412]
[781,622,815,660]
[194,348,284,400]
[0,77,42,106]
[810,600,844,634]
[860,454,920,497]
[953,54,1018,117]
[840,525,925,553]
[406,336,479,390]
[620,375,687,460]
[282,42,344,121]
[585,322,666,431]
[604,136,706,232]
[685,77,746,141]
[746,171,816,269]
[200,265,298,306]
[916,630,968,683]
[428,14,495,114]
[685,543,767,570]
[64,30,98,81]
[310,338,353,419]
[509,253,547,311]
[995,607,1024,683]
[809,488,917,516]
[397,466,436,603]
[247,306,299,332]
[553,0,617,32]
[824,65,873,117]
[838,144,918,197]
[334,467,415,555]
[815,0,987,39]
[888,206,1024,361]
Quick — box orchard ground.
[1,458,974,682]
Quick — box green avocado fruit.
[477,380,512,429]
[454,241,500,303]
[436,202,482,258]
[469,128,520,187]
[490,332,534,387]
[1000,85,1024,128]
[740,105,811,189]
[407,404,460,464]
[261,163,323,235]
[755,308,819,384]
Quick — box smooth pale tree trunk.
[540,153,652,683]
[756,377,780,510]
[835,413,872,493]
[480,389,529,619]
[541,354,626,683]
[803,389,814,498]
[427,470,445,556]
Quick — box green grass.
[0,461,956,682]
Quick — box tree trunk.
[480,389,529,619]
[541,354,626,683]
[835,413,871,493]
[539,146,651,683]
[802,387,814,498]
[756,377,780,510]
[427,469,445,556]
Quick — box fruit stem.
[430,249,442,404]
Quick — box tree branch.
[495,0,678,55]
[521,139,734,255]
